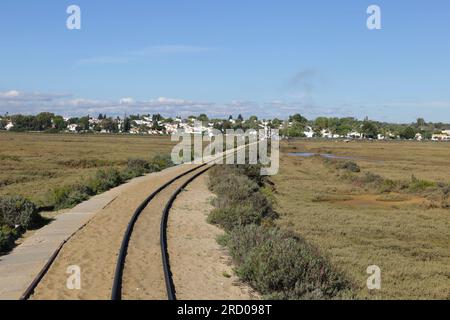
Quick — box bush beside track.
[208,165,353,300]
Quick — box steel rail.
[160,165,213,300]
[110,164,207,300]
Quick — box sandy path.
[31,165,197,300]
[168,174,258,300]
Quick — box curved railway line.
[111,163,212,300]
[20,146,245,300]
[21,162,215,300]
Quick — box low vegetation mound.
[224,224,352,299]
[0,195,39,253]
[336,161,361,173]
[0,225,19,253]
[0,195,38,228]
[50,155,174,210]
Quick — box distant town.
[1,112,450,141]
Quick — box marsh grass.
[275,140,450,299]
[0,132,175,205]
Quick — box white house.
[5,122,14,131]
[347,131,362,139]
[67,124,78,132]
[164,123,179,135]
[303,126,314,138]
[377,132,396,140]
[432,133,450,141]
[133,119,152,126]
[129,127,140,134]
[321,129,339,139]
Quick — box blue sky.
[1,0,449,122]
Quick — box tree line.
[0,112,448,139]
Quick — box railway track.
[111,163,212,300]
[20,147,242,300]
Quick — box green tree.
[52,116,66,131]
[10,115,35,131]
[400,126,417,140]
[245,115,260,130]
[123,117,131,132]
[68,117,79,125]
[101,118,118,133]
[314,117,329,130]
[327,117,340,134]
[289,114,308,124]
[416,118,426,128]
[361,120,379,139]
[271,118,283,128]
[335,124,352,137]
[152,114,163,123]
[197,114,209,122]
[421,130,432,140]
[0,118,8,130]
[313,127,323,137]
[33,112,54,131]
[286,122,306,137]
[78,116,90,131]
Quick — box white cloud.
[0,90,20,98]
[2,89,449,122]
[78,45,214,65]
[0,90,362,119]
[119,97,135,105]
[0,90,71,102]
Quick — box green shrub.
[208,172,274,231]
[208,196,274,232]
[260,185,277,205]
[408,175,436,192]
[148,155,174,172]
[227,225,352,299]
[0,196,38,229]
[0,225,19,253]
[51,184,95,210]
[209,164,264,187]
[378,179,397,193]
[210,173,259,202]
[362,172,384,185]
[336,161,360,173]
[89,168,124,193]
[126,158,150,176]
[234,164,264,185]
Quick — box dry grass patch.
[273,140,450,299]
[0,132,175,205]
